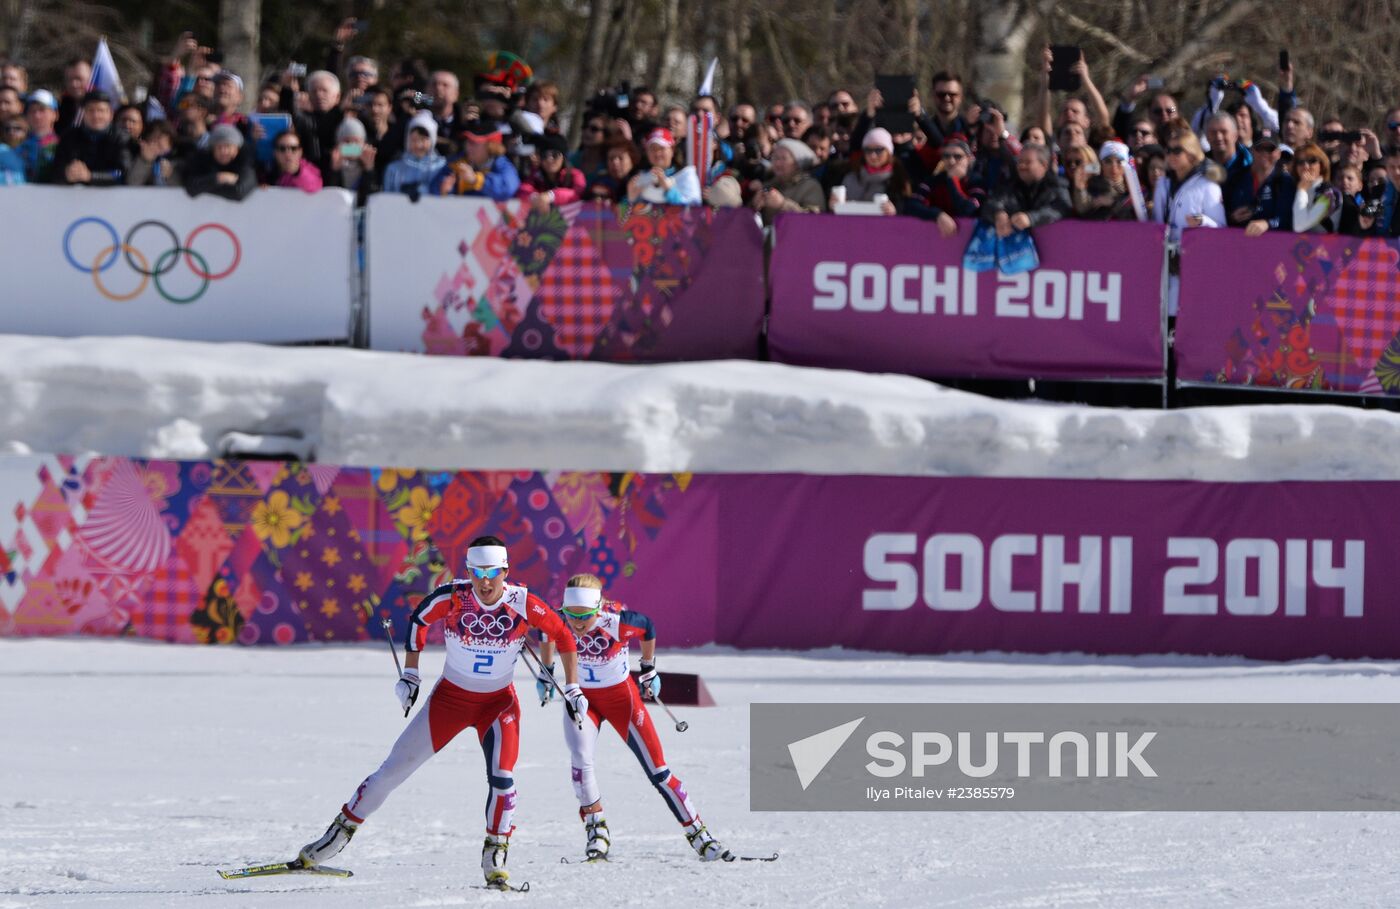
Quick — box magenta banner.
[366,198,765,362]
[767,214,1167,380]
[715,474,1380,660]
[1176,230,1400,394]
[3,455,1391,660]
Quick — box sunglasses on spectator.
[783,115,805,123]
[1297,158,1324,169]
[863,145,890,155]
[731,114,752,124]
[351,70,376,80]
[470,565,506,580]
[542,149,564,159]
[276,143,301,152]
[1152,106,1177,116]
[934,91,960,99]
[1388,122,1400,131]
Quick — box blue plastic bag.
[996,228,1040,274]
[962,221,999,272]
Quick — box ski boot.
[298,811,358,867]
[583,811,611,861]
[481,832,511,889]
[684,819,730,862]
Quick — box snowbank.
[2,334,1400,480]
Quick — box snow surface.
[3,640,1398,908]
[4,334,1400,480]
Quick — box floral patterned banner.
[0,456,717,647]
[365,196,765,362]
[1176,231,1400,394]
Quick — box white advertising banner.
[0,186,355,343]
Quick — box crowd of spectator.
[5,22,1400,253]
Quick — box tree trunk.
[571,0,613,142]
[219,0,260,108]
[970,0,1050,128]
[650,0,681,95]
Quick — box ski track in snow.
[2,640,1399,908]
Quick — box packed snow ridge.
[1,334,1398,481]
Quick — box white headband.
[562,588,602,610]
[466,545,509,569]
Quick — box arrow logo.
[786,717,865,790]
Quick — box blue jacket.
[0,144,26,185]
[383,151,446,196]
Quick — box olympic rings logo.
[462,612,516,638]
[579,634,613,656]
[62,217,242,304]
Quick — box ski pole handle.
[522,638,583,729]
[381,617,411,718]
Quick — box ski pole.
[381,617,411,718]
[651,692,689,733]
[521,638,583,730]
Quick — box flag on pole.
[697,57,718,100]
[88,37,125,102]
[687,111,715,187]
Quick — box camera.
[412,92,435,110]
[1319,129,1362,145]
[587,81,633,120]
[288,62,308,78]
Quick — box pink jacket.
[276,160,323,193]
[516,167,586,205]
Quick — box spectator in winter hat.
[326,116,378,203]
[433,120,520,200]
[18,90,58,181]
[751,137,824,224]
[184,122,256,199]
[517,131,585,212]
[383,113,443,198]
[839,126,907,214]
[626,126,701,205]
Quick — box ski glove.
[637,660,661,701]
[563,683,589,720]
[536,662,557,705]
[395,668,421,713]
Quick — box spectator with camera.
[518,132,585,212]
[324,117,379,204]
[53,90,128,186]
[1334,163,1379,236]
[383,113,444,198]
[1037,46,1112,147]
[183,122,256,200]
[265,129,323,192]
[968,103,1019,197]
[1064,143,1126,221]
[1365,145,1400,237]
[427,70,467,157]
[434,121,520,200]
